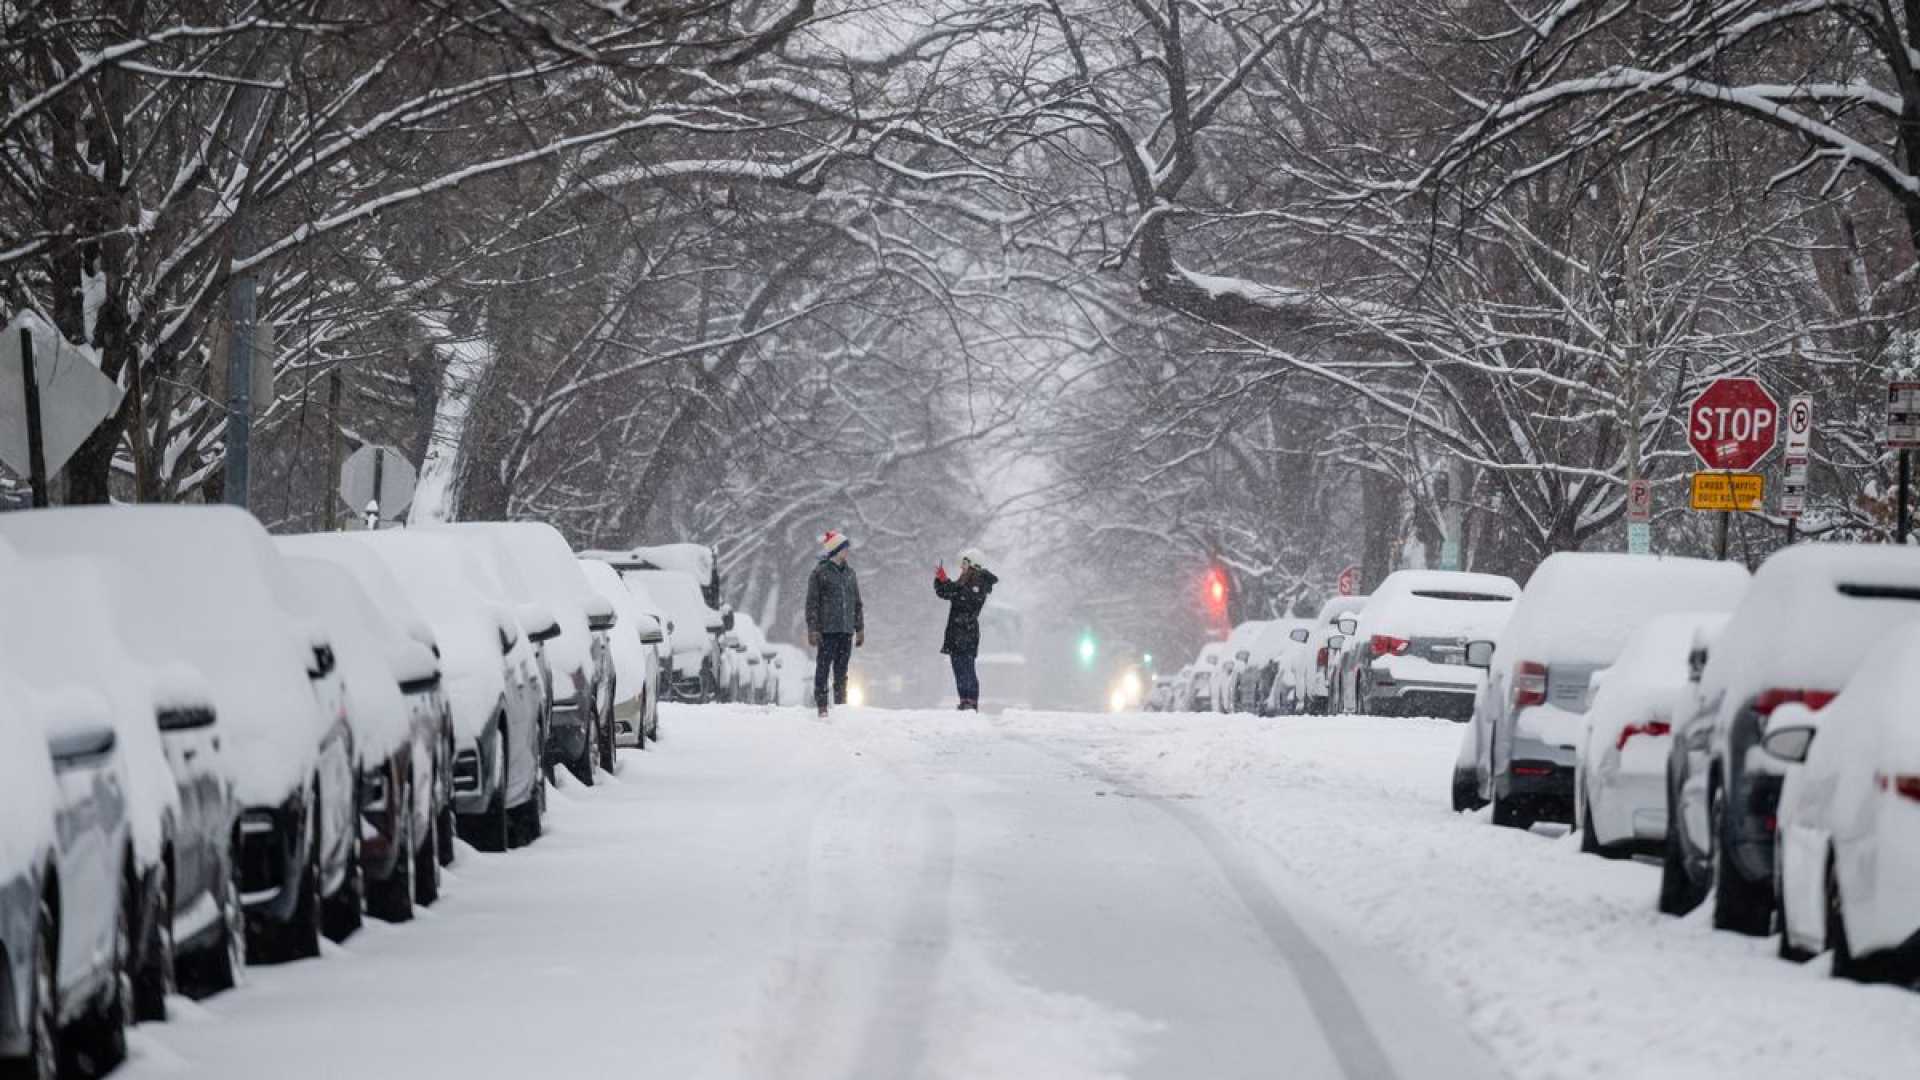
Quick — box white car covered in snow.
[1335,569,1519,719]
[1458,553,1747,829]
[1574,613,1731,857]
[1215,620,1274,713]
[1662,544,1920,936]
[722,612,774,704]
[1273,596,1366,716]
[578,559,666,748]
[625,568,726,702]
[1237,619,1311,715]
[1769,623,1920,983]
[1186,642,1229,711]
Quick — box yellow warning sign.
[1690,472,1765,512]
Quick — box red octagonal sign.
[1688,377,1779,471]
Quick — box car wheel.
[322,820,364,943]
[567,720,597,787]
[1710,781,1772,936]
[415,809,442,907]
[1827,852,1861,980]
[368,809,415,924]
[66,863,132,1076]
[133,858,175,1022]
[275,811,326,962]
[1777,866,1816,964]
[7,890,58,1080]
[1450,766,1485,813]
[1579,785,1625,859]
[598,702,617,773]
[437,801,458,867]
[509,758,545,849]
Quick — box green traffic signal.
[1077,631,1097,666]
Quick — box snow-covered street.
[116,706,1916,1080]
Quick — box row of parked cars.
[1155,545,1920,987]
[0,506,788,1079]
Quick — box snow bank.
[0,506,324,808]
[1500,553,1748,666]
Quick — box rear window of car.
[1410,590,1512,602]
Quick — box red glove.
[935,564,949,583]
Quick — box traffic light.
[1205,567,1228,612]
[1077,629,1097,667]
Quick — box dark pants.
[950,653,979,703]
[815,633,853,707]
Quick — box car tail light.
[1751,688,1836,716]
[1876,773,1920,803]
[1371,635,1410,657]
[1512,764,1554,777]
[1616,721,1672,751]
[1512,661,1547,708]
[1315,646,1329,669]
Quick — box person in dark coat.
[934,548,997,710]
[805,529,864,716]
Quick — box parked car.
[281,554,443,920]
[1147,675,1176,712]
[1238,619,1312,715]
[1213,621,1273,713]
[1335,570,1519,718]
[1573,613,1732,857]
[725,613,774,704]
[771,643,812,706]
[352,530,549,851]
[1662,544,1920,935]
[0,550,241,1020]
[1769,623,1920,982]
[1458,554,1747,829]
[625,568,726,702]
[1277,596,1367,715]
[0,506,359,963]
[0,685,134,1078]
[280,533,458,872]
[579,559,666,748]
[1188,643,1229,711]
[444,523,615,786]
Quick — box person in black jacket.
[805,529,864,716]
[934,548,997,710]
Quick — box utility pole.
[220,85,270,510]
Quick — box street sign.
[1337,565,1360,596]
[1781,487,1806,516]
[1785,395,1813,457]
[0,312,122,481]
[1626,521,1651,555]
[1688,378,1780,471]
[1888,382,1920,448]
[338,444,417,520]
[1690,471,1765,512]
[1626,477,1652,524]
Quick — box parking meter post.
[18,327,48,507]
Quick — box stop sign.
[1688,378,1779,471]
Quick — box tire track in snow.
[846,797,955,1080]
[1012,736,1403,1080]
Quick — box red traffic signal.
[1205,568,1228,610]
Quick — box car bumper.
[237,793,310,929]
[1365,678,1476,718]
[1589,767,1666,848]
[450,731,502,817]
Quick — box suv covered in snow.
[1333,570,1519,718]
[1458,553,1747,829]
[1661,544,1920,936]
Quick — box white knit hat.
[820,529,852,559]
[959,547,987,570]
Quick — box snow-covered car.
[579,559,666,748]
[723,612,774,704]
[1148,675,1176,712]
[1662,544,1920,936]
[1769,623,1920,982]
[1187,643,1229,711]
[770,643,811,706]
[1215,620,1275,714]
[1458,554,1747,829]
[352,530,549,851]
[625,568,725,702]
[443,523,615,786]
[1277,596,1368,715]
[279,533,458,875]
[0,506,359,964]
[1335,570,1519,719]
[0,684,135,1079]
[1238,619,1312,715]
[281,554,444,920]
[0,548,241,1020]
[1573,613,1732,857]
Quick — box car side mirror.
[1761,725,1817,765]
[1327,635,1346,651]
[1464,640,1496,669]
[588,611,616,633]
[635,615,665,646]
[1687,646,1709,683]
[1336,617,1358,636]
[517,602,562,643]
[48,723,117,764]
[156,706,216,732]
[308,644,337,679]
[722,607,736,632]
[1290,627,1310,643]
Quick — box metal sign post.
[1887,382,1920,544]
[1782,394,1812,543]
[18,328,47,507]
[1626,476,1651,554]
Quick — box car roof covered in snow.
[1315,595,1368,622]
[1698,543,1920,713]
[276,533,438,655]
[1585,612,1731,740]
[624,569,719,656]
[438,522,600,684]
[1356,569,1519,639]
[280,554,417,767]
[0,506,326,807]
[1499,553,1749,666]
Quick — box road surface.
[121,706,1492,1080]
